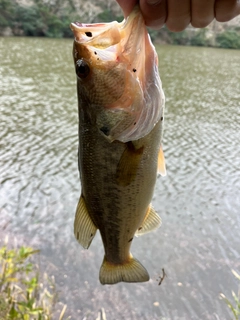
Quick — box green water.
[0,37,240,319]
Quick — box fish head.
[71,6,164,142]
[71,21,126,122]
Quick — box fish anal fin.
[74,194,97,249]
[99,254,149,285]
[158,146,166,176]
[116,142,144,187]
[136,205,161,236]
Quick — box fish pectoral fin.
[116,141,144,187]
[99,254,149,285]
[158,146,166,176]
[74,194,97,249]
[135,205,161,236]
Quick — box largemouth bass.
[71,6,166,285]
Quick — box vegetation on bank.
[0,0,123,38]
[0,241,239,319]
[220,269,240,320]
[149,26,240,49]
[0,241,67,319]
[0,0,240,49]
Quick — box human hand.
[116,0,240,31]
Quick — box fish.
[71,5,166,285]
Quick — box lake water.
[0,37,239,319]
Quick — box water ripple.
[0,38,239,319]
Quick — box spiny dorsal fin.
[135,205,161,236]
[158,146,166,176]
[74,194,97,249]
[116,141,144,187]
[99,254,149,285]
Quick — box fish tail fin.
[99,254,149,285]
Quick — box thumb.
[116,0,138,17]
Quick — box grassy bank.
[0,240,67,319]
[0,239,239,319]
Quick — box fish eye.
[76,59,90,79]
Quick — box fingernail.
[146,0,162,5]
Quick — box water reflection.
[0,37,240,319]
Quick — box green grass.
[220,269,240,320]
[0,239,67,320]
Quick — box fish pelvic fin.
[99,254,149,285]
[158,146,166,176]
[74,194,97,249]
[135,205,161,236]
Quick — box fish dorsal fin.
[99,254,149,285]
[135,205,161,236]
[158,146,166,176]
[74,194,97,249]
[116,142,144,187]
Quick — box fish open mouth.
[71,21,121,46]
[70,6,144,61]
[71,6,165,143]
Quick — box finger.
[140,0,167,29]
[165,0,191,32]
[191,0,215,28]
[215,0,240,22]
[116,0,137,17]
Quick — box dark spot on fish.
[100,126,110,136]
[76,59,90,79]
[90,233,93,237]
[161,116,163,121]
[128,238,133,243]
[85,31,92,37]
[94,51,97,55]
[133,68,136,72]
[138,227,142,231]
[77,231,79,239]
[134,122,136,125]
[97,58,99,60]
